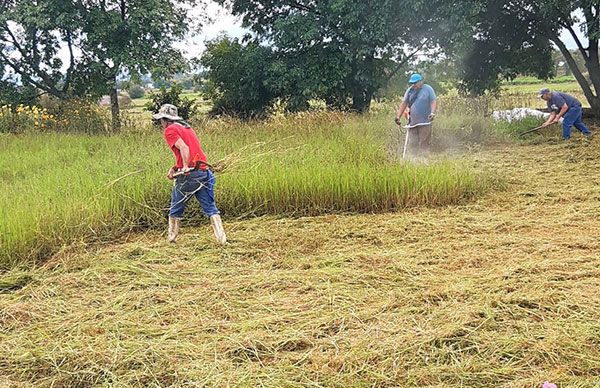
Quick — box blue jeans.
[562,106,592,139]
[169,170,220,218]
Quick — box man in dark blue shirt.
[539,88,592,140]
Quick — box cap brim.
[153,113,183,121]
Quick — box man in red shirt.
[153,104,226,244]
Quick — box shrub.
[49,100,113,134]
[0,100,114,134]
[0,104,56,133]
[128,85,146,99]
[145,83,198,120]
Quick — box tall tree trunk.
[351,89,368,113]
[351,88,374,113]
[351,54,375,113]
[585,39,600,96]
[551,36,600,115]
[583,43,600,114]
[109,86,121,132]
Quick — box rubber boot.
[168,216,180,243]
[210,214,227,245]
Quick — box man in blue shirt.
[395,73,437,159]
[539,88,592,140]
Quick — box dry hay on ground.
[1,138,600,387]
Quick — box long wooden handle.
[518,123,554,137]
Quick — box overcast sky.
[174,3,248,59]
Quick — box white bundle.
[491,108,560,123]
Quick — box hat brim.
[153,113,183,121]
[538,90,550,98]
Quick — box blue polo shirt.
[403,84,436,125]
[547,92,581,113]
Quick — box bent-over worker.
[153,104,227,245]
[539,88,592,140]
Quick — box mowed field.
[2,133,600,386]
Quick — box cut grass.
[1,138,599,386]
[0,112,491,269]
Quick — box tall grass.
[0,111,492,269]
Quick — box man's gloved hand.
[428,113,436,121]
[395,116,402,126]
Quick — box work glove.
[428,113,436,121]
[395,117,402,126]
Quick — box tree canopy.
[200,37,276,118]
[0,0,200,129]
[212,0,472,113]
[461,0,600,112]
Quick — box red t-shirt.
[164,123,208,170]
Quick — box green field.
[0,110,493,269]
[126,91,210,118]
[3,81,579,269]
[498,77,588,108]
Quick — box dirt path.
[1,139,600,387]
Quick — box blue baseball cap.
[408,73,423,84]
[538,88,551,98]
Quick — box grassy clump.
[0,111,492,269]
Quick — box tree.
[0,1,80,102]
[461,0,600,113]
[0,0,201,131]
[200,37,277,118]
[216,0,470,113]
